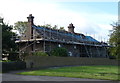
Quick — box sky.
[0,0,118,42]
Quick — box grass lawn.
[18,65,120,81]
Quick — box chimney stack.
[27,14,34,39]
[27,14,34,25]
[68,23,75,33]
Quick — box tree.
[52,25,57,29]
[50,47,68,57]
[109,22,120,59]
[38,24,65,30]
[2,23,18,54]
[14,21,28,36]
[60,27,65,31]
[45,24,52,28]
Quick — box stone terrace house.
[16,14,109,57]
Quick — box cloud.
[0,0,59,24]
[26,0,119,2]
[0,0,117,42]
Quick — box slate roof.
[32,25,108,46]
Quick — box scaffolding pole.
[81,37,90,57]
[50,28,52,52]
[43,27,45,52]
[94,43,101,57]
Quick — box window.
[74,45,76,49]
[58,44,61,47]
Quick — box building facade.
[16,14,109,57]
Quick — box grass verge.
[18,65,120,80]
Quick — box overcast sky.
[0,0,118,42]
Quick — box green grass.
[0,60,12,62]
[18,65,120,80]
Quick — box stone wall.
[25,56,118,69]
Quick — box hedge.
[32,51,48,56]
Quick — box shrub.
[32,51,48,56]
[50,47,68,57]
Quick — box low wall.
[25,56,118,69]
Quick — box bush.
[50,47,68,57]
[32,51,48,56]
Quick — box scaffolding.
[16,25,109,57]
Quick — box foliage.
[60,27,65,31]
[38,24,66,31]
[38,24,52,28]
[50,47,68,57]
[52,25,58,29]
[14,21,28,36]
[32,51,48,56]
[2,23,18,54]
[0,60,12,62]
[18,65,120,80]
[109,22,120,59]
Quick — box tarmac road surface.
[1,70,118,83]
[2,73,110,81]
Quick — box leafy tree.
[52,25,58,29]
[45,24,52,28]
[50,47,68,57]
[38,24,52,28]
[60,27,65,31]
[38,24,58,29]
[14,21,28,36]
[2,23,18,54]
[109,22,120,59]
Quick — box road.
[2,73,111,81]
[1,70,118,83]
[1,70,109,81]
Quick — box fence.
[2,61,26,72]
